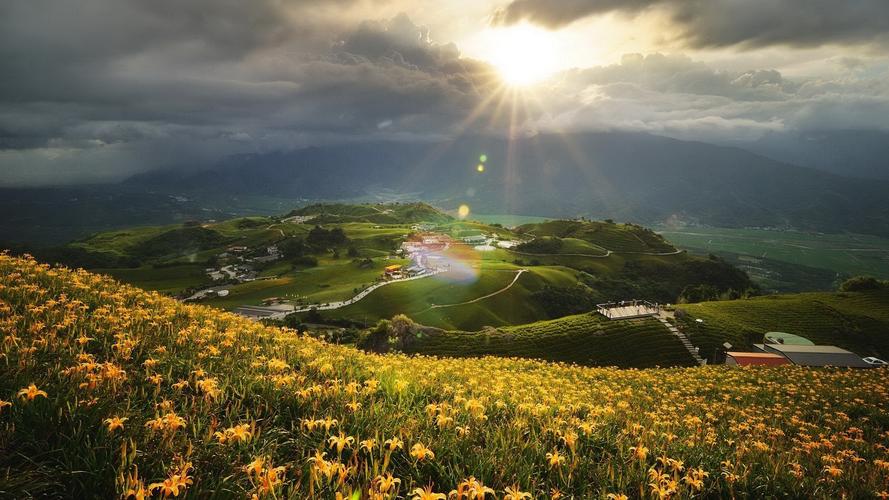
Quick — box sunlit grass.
[1,253,888,498]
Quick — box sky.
[1,0,888,185]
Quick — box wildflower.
[104,416,128,432]
[384,436,404,451]
[411,485,446,500]
[410,442,435,461]
[17,383,47,401]
[545,450,566,468]
[606,494,628,500]
[359,438,377,453]
[320,416,338,432]
[215,423,253,444]
[145,412,186,433]
[372,473,401,494]
[450,477,494,500]
[823,465,843,478]
[328,432,355,454]
[630,444,649,461]
[504,485,532,499]
[148,462,193,498]
[0,400,11,413]
[245,457,265,477]
[195,377,222,400]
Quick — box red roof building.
[725,352,791,367]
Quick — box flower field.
[1,253,888,498]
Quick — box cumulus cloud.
[531,53,889,142]
[492,0,889,48]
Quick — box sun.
[482,24,558,86]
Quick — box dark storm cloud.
[492,0,889,48]
[0,1,497,184]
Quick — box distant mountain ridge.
[128,132,889,237]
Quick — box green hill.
[515,219,676,253]
[405,313,697,368]
[290,202,452,225]
[676,289,889,360]
[14,204,756,334]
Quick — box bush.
[839,275,887,292]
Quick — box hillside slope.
[676,290,889,360]
[1,255,888,498]
[406,314,697,368]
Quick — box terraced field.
[409,313,697,368]
[677,289,889,360]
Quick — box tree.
[388,314,419,350]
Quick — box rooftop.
[726,352,791,366]
[764,331,814,346]
[762,344,872,368]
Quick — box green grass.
[95,265,209,294]
[676,289,889,360]
[470,213,552,228]
[518,220,676,253]
[408,313,696,368]
[206,257,410,309]
[323,263,581,330]
[658,227,889,279]
[290,202,452,225]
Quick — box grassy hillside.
[290,202,453,225]
[324,264,580,330]
[2,254,888,498]
[406,314,697,368]
[676,289,889,360]
[17,205,755,332]
[516,220,676,253]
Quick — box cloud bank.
[1,0,888,184]
[492,0,889,48]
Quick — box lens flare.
[457,204,470,219]
[476,164,485,173]
[479,154,487,163]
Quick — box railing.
[596,300,660,319]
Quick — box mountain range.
[4,131,889,245]
[128,132,889,235]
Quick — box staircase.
[657,316,707,365]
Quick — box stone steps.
[658,317,706,365]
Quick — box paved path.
[425,269,527,310]
[264,269,445,320]
[657,313,706,365]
